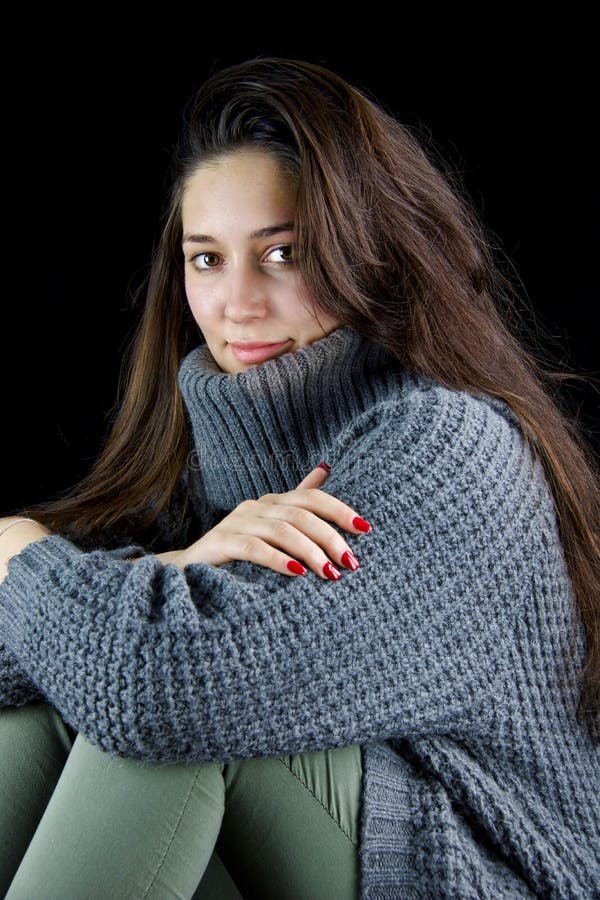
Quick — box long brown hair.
[18,56,599,738]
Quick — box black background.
[3,24,597,514]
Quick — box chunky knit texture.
[1,325,598,897]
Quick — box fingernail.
[341,550,360,571]
[317,461,331,473]
[323,561,342,581]
[352,516,372,533]
[287,560,307,575]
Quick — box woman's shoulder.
[331,369,560,537]
[336,370,527,472]
[400,371,522,436]
[327,372,567,589]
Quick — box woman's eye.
[266,245,294,263]
[189,246,294,270]
[192,252,221,270]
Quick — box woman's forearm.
[0,386,548,764]
[0,388,538,764]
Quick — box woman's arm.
[0,520,148,707]
[0,462,202,707]
[0,384,549,763]
[0,518,51,581]
[0,519,51,706]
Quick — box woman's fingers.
[257,487,371,539]
[176,461,372,579]
[295,462,331,491]
[295,462,373,536]
[229,509,351,580]
[246,493,369,579]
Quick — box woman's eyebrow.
[181,222,295,247]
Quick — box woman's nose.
[223,263,269,321]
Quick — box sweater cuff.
[5,532,145,575]
[0,534,146,660]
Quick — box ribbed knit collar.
[177,325,403,511]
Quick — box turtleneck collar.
[177,325,404,512]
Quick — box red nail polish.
[323,561,342,581]
[287,560,307,576]
[352,516,372,533]
[317,461,331,473]
[341,550,360,571]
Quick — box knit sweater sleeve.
[0,465,201,710]
[0,380,547,762]
[0,543,146,709]
[0,641,44,708]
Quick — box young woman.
[1,57,598,899]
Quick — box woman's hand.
[158,464,371,580]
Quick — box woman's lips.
[229,340,292,363]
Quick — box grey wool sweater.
[1,325,599,897]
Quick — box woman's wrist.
[152,549,188,570]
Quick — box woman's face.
[181,148,341,373]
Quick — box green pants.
[0,702,362,899]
